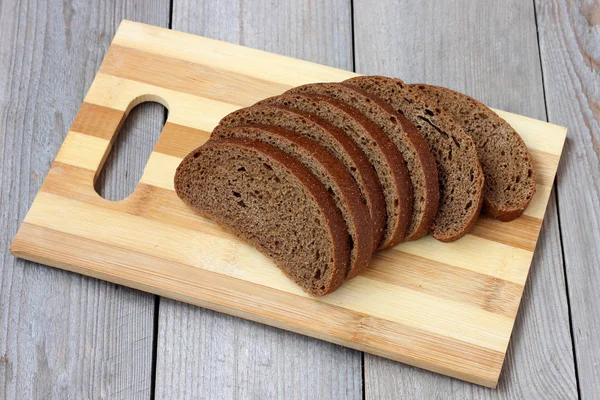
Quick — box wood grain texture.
[353,0,577,398]
[536,0,600,397]
[157,301,361,400]
[9,20,566,388]
[161,1,362,398]
[0,1,168,398]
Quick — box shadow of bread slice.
[257,93,398,249]
[215,105,380,248]
[174,138,348,296]
[346,76,484,242]
[211,125,373,280]
[287,83,438,243]
[410,84,536,221]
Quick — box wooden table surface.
[0,0,597,399]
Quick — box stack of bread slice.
[174,76,536,296]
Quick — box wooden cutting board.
[10,20,567,388]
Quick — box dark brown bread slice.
[410,84,536,221]
[287,83,438,242]
[211,125,373,280]
[215,104,384,248]
[174,138,348,296]
[346,76,484,242]
[256,93,398,248]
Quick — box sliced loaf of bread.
[174,138,348,296]
[214,105,382,247]
[346,76,484,242]
[257,93,406,249]
[287,83,438,242]
[211,125,373,279]
[411,84,536,221]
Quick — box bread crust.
[174,138,348,296]
[257,93,391,249]
[346,76,484,242]
[411,84,536,221]
[287,83,437,250]
[215,106,379,242]
[340,83,440,241]
[211,124,373,280]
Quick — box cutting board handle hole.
[95,100,168,201]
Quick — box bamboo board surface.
[10,20,567,388]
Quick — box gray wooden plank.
[156,303,361,400]
[353,0,578,398]
[535,0,600,397]
[0,0,169,398]
[96,102,167,201]
[154,1,362,399]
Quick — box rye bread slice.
[256,93,396,248]
[346,76,484,242]
[174,138,348,296]
[287,83,438,242]
[211,125,373,280]
[410,84,536,221]
[215,105,381,247]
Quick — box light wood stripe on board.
[111,20,358,87]
[366,251,523,318]
[529,148,560,187]
[85,74,238,131]
[493,108,567,156]
[393,236,532,285]
[101,45,293,107]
